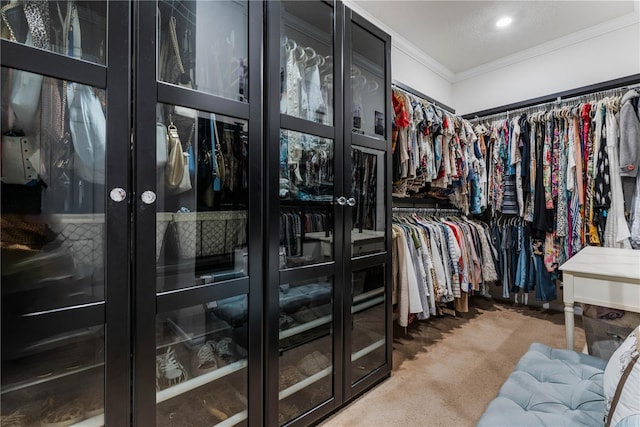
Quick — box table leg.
[564,302,575,350]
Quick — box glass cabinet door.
[156,295,249,426]
[1,1,107,64]
[279,130,335,267]
[278,275,334,424]
[1,73,106,426]
[0,1,129,425]
[280,1,334,125]
[350,266,386,384]
[157,0,249,102]
[343,8,392,399]
[350,23,385,140]
[155,108,249,291]
[350,147,386,256]
[267,1,340,425]
[135,0,261,425]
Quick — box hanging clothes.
[391,211,498,325]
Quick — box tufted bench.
[478,326,640,427]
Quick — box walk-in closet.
[1,1,639,426]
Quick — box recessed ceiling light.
[496,16,512,28]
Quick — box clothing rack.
[392,207,461,216]
[471,83,640,123]
[392,81,456,114]
[462,73,640,120]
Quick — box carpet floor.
[320,297,586,427]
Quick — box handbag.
[171,152,192,195]
[165,123,185,188]
[157,122,168,167]
[168,15,196,119]
[165,122,193,195]
[210,114,226,191]
[1,134,41,184]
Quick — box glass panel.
[1,326,105,426]
[278,276,333,425]
[351,265,385,384]
[0,1,107,64]
[156,295,248,426]
[157,1,249,102]
[350,148,385,256]
[1,65,106,424]
[1,68,106,311]
[279,129,334,267]
[156,105,249,291]
[351,23,385,139]
[280,1,333,125]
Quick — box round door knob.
[110,188,127,202]
[141,190,157,205]
[346,197,356,207]
[336,196,347,206]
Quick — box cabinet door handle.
[141,190,157,205]
[346,197,356,207]
[110,188,127,202]
[336,196,347,206]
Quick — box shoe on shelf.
[279,313,296,330]
[192,342,218,375]
[156,346,189,388]
[214,338,236,365]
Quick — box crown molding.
[454,10,640,83]
[343,0,456,82]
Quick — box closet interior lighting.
[496,16,512,28]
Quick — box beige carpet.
[320,297,586,427]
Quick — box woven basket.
[48,214,105,269]
[155,212,173,261]
[171,211,248,259]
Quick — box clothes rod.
[392,207,461,215]
[471,83,640,123]
[392,80,456,114]
[461,73,640,120]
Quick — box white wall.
[391,46,454,109]
[453,22,640,115]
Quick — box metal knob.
[346,197,356,207]
[141,190,157,205]
[110,188,127,202]
[336,196,347,206]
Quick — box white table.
[559,246,640,350]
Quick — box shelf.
[351,338,385,362]
[1,362,104,395]
[278,366,332,401]
[279,314,332,341]
[216,410,248,427]
[156,318,231,351]
[353,287,384,305]
[352,296,385,314]
[278,294,383,342]
[71,413,104,427]
[279,199,334,207]
[156,359,248,404]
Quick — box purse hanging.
[165,122,193,195]
[165,122,185,189]
[171,151,192,195]
[210,113,226,191]
[168,15,196,120]
[157,122,168,167]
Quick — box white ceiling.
[352,1,637,75]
